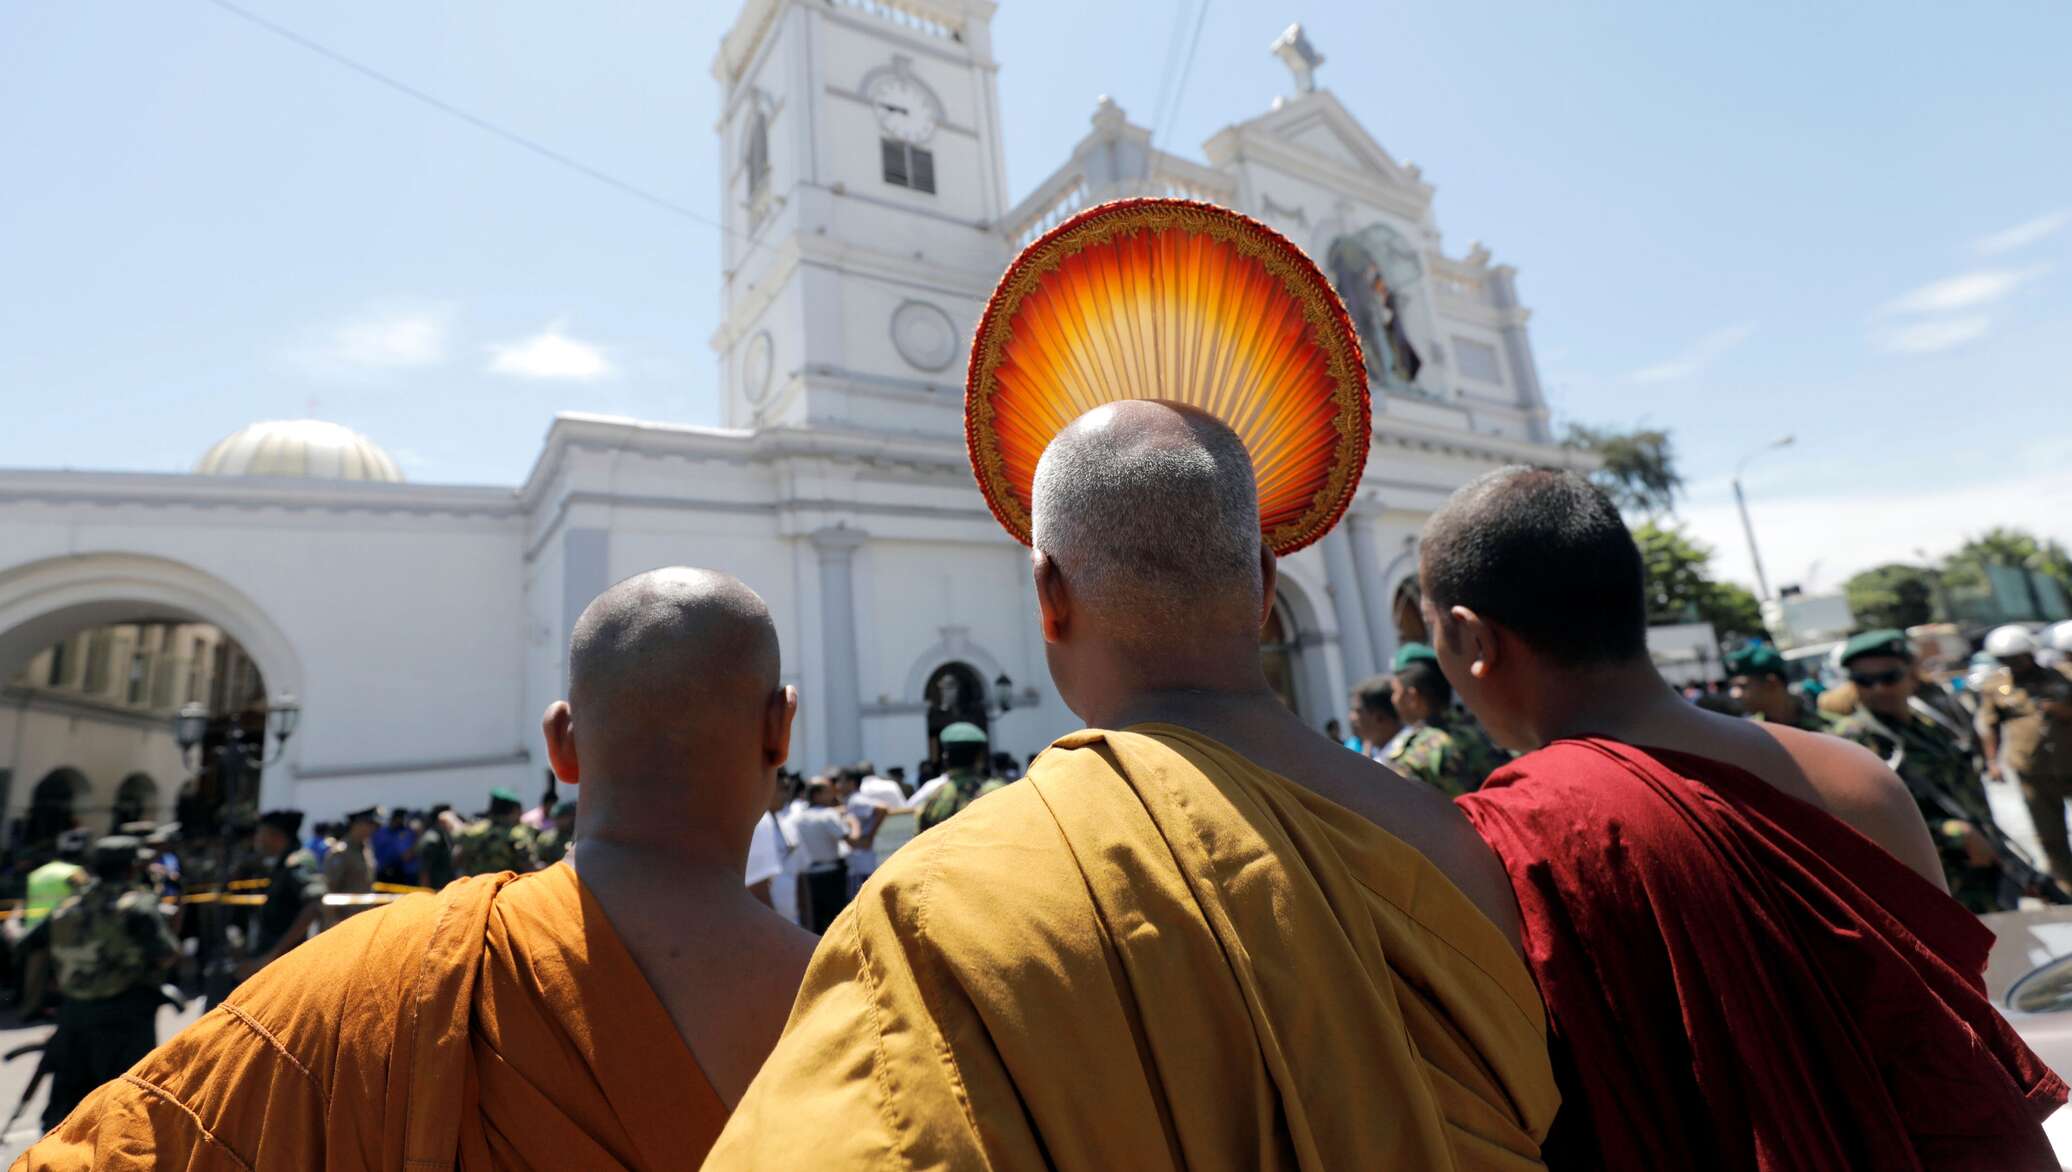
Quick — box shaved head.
[1032,400,1262,638]
[567,567,782,776]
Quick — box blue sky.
[3,1,2067,592]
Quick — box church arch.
[28,767,87,843]
[113,773,159,829]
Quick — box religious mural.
[1326,223,1428,396]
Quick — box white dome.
[195,420,404,483]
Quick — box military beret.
[345,805,382,824]
[1394,642,1439,671]
[488,787,522,807]
[939,721,989,745]
[259,809,305,836]
[1839,628,1912,666]
[1724,644,1788,679]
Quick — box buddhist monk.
[17,567,815,1170]
[1429,467,2064,1170]
[707,401,1559,1169]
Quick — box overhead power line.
[195,0,734,239]
[1154,0,1213,151]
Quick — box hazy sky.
[3,1,2067,593]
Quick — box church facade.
[0,0,1579,826]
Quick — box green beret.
[552,800,578,817]
[939,722,989,745]
[1724,644,1787,679]
[1393,642,1438,671]
[1839,628,1911,666]
[488,787,522,805]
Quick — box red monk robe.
[15,864,726,1171]
[1459,737,2065,1172]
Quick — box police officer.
[24,835,178,1131]
[917,723,1006,832]
[323,806,380,896]
[455,788,539,876]
[1977,624,2072,887]
[1386,646,1504,796]
[1726,644,1835,732]
[236,810,326,984]
[1832,629,2007,912]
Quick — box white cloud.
[1628,323,1756,384]
[296,303,453,373]
[485,321,614,381]
[1976,209,2072,256]
[1879,266,2043,316]
[1875,314,1992,354]
[1681,458,2072,596]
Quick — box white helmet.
[2051,621,2072,654]
[1985,624,2039,659]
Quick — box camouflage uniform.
[1837,705,2005,913]
[1388,711,1502,797]
[1979,662,2072,885]
[455,819,538,876]
[1748,700,1839,735]
[534,825,572,867]
[26,871,178,1130]
[917,769,1006,833]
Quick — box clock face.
[867,73,938,144]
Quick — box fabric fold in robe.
[1458,737,2067,1172]
[706,723,1560,1171]
[14,863,725,1172]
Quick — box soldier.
[917,722,1005,832]
[14,829,90,1016]
[322,806,379,895]
[24,835,178,1131]
[1388,655,1504,796]
[534,800,578,867]
[235,809,327,984]
[455,787,539,876]
[1832,629,2008,912]
[1726,644,1835,732]
[1977,624,2072,887]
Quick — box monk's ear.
[764,685,798,767]
[1448,605,1499,680]
[1033,550,1070,644]
[1257,545,1279,629]
[541,702,579,786]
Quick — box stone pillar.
[1344,513,1397,672]
[1319,527,1378,685]
[812,525,869,766]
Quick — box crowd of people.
[10,405,2070,1170]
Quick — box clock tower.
[710,0,1011,436]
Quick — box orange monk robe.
[15,864,725,1172]
[707,725,1559,1170]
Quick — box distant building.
[0,0,1584,822]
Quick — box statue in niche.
[1327,224,1427,395]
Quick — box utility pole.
[1734,436,1794,601]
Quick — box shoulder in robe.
[707,724,1558,1171]
[1458,737,2066,1172]
[14,864,723,1172]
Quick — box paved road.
[0,1000,206,1164]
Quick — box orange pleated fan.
[966,198,1370,556]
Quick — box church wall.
[0,701,186,828]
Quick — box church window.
[1452,336,1506,385]
[881,139,935,194]
[44,638,69,688]
[745,110,770,201]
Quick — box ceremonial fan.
[966,198,1370,556]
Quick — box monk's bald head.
[568,568,781,757]
[1032,400,1263,637]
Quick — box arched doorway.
[28,767,86,844]
[1261,600,1302,714]
[1392,578,1428,646]
[923,661,990,768]
[113,773,158,829]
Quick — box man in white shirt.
[790,779,861,932]
[837,767,902,896]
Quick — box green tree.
[1943,527,2072,593]
[1564,424,1683,517]
[1632,521,1767,637]
[1844,563,1937,631]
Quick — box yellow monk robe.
[15,863,725,1171]
[708,725,1559,1170]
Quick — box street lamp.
[1733,435,1794,602]
[992,673,1014,714]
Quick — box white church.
[0,0,1580,832]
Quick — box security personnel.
[534,801,578,866]
[455,787,539,876]
[1726,643,1834,732]
[24,835,178,1130]
[1387,647,1505,796]
[237,810,327,984]
[323,806,380,896]
[15,829,91,1015]
[1977,624,2072,886]
[917,722,1005,832]
[1832,629,2006,912]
